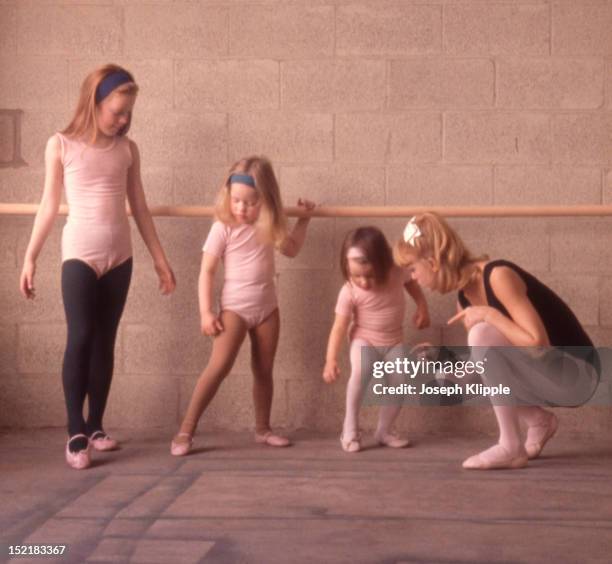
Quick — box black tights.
[61,258,132,438]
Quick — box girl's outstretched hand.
[447,306,490,330]
[201,311,224,336]
[19,260,36,299]
[413,302,430,329]
[323,360,340,383]
[155,261,176,295]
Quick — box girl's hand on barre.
[297,198,316,214]
[447,306,491,331]
[201,311,223,336]
[19,260,36,299]
[323,359,340,383]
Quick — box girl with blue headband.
[171,156,315,456]
[19,64,176,469]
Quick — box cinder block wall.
[1,1,610,435]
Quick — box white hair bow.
[403,217,421,246]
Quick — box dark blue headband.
[95,71,133,104]
[229,173,256,188]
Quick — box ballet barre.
[2,203,612,218]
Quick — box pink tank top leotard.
[203,221,278,329]
[335,265,412,347]
[57,132,133,278]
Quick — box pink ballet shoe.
[255,430,291,447]
[525,412,559,459]
[340,432,361,453]
[65,434,91,470]
[170,433,193,456]
[462,444,528,470]
[90,431,119,452]
[374,431,411,449]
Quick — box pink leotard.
[203,221,278,329]
[57,132,132,278]
[335,265,412,347]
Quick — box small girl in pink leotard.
[20,64,176,470]
[171,156,315,456]
[323,227,430,453]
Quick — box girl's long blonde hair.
[62,64,138,144]
[393,212,488,293]
[215,156,288,247]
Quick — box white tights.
[343,339,404,439]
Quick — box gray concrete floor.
[1,428,612,564]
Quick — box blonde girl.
[323,226,430,453]
[394,212,599,470]
[19,64,176,470]
[171,156,315,455]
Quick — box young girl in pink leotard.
[171,156,315,456]
[323,227,430,453]
[20,64,176,470]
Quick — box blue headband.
[95,71,133,104]
[229,173,256,188]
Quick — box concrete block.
[606,169,612,203]
[389,59,494,109]
[20,110,71,167]
[0,113,14,165]
[69,59,174,111]
[387,166,493,206]
[125,5,228,58]
[230,5,334,58]
[487,218,550,273]
[0,209,21,267]
[174,165,227,207]
[445,3,549,55]
[276,218,336,271]
[0,324,17,374]
[18,5,121,56]
[552,113,611,165]
[550,218,612,274]
[280,164,385,207]
[598,277,612,326]
[2,251,65,326]
[335,113,441,163]
[0,6,16,54]
[498,57,604,109]
[552,0,612,55]
[130,111,227,166]
[0,167,46,203]
[139,167,173,207]
[105,372,179,429]
[0,56,67,110]
[0,374,64,428]
[445,112,550,164]
[229,112,333,163]
[281,59,385,111]
[17,323,66,374]
[176,60,279,112]
[274,269,339,379]
[336,4,441,56]
[495,165,602,205]
[607,59,612,108]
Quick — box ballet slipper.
[462,444,528,470]
[340,432,361,453]
[255,430,291,447]
[524,412,559,459]
[90,431,119,452]
[170,433,193,456]
[65,434,91,470]
[374,431,411,449]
